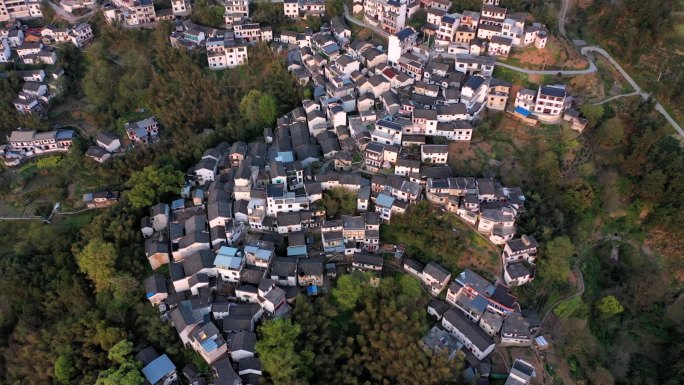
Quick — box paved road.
[495,60,596,75]
[550,0,684,137]
[47,1,97,24]
[592,91,641,105]
[343,4,389,38]
[579,47,684,137]
[558,0,570,37]
[537,265,585,335]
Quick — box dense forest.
[503,98,684,384]
[0,16,307,384]
[257,273,460,385]
[573,0,684,115]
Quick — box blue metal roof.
[514,106,531,117]
[376,193,395,208]
[171,199,185,210]
[472,295,489,312]
[200,337,219,353]
[278,151,294,163]
[287,245,308,257]
[142,354,175,385]
[215,246,242,269]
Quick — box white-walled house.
[421,144,448,165]
[441,308,496,360]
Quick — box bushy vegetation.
[0,18,307,383]
[574,0,684,116]
[318,187,358,218]
[507,98,684,384]
[381,201,468,271]
[258,273,462,385]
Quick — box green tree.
[538,236,575,288]
[319,187,357,218]
[256,319,314,385]
[240,89,277,129]
[331,273,366,311]
[108,339,135,365]
[326,0,344,16]
[190,0,224,28]
[258,93,278,127]
[398,275,422,298]
[54,352,76,384]
[596,117,624,146]
[596,295,624,316]
[75,238,117,292]
[408,9,427,29]
[636,170,667,203]
[580,104,605,128]
[126,165,184,209]
[96,339,144,385]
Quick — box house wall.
[148,252,170,270]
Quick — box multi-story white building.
[105,0,156,26]
[364,0,409,34]
[441,308,496,360]
[6,129,74,153]
[534,85,567,122]
[233,23,262,43]
[223,0,248,26]
[283,0,299,18]
[0,0,43,22]
[171,0,191,16]
[0,38,11,63]
[284,0,326,19]
[435,14,459,44]
[67,23,94,48]
[387,27,418,64]
[206,36,248,70]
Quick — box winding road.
[537,265,585,335]
[592,92,641,106]
[345,0,684,137]
[46,0,98,24]
[495,60,596,75]
[343,4,389,38]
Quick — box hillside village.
[0,0,588,384]
[137,124,543,384]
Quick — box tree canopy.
[126,165,184,209]
[256,318,314,385]
[240,89,278,130]
[319,187,357,218]
[595,295,624,316]
[538,236,574,288]
[74,237,117,292]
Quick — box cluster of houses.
[164,0,327,71]
[134,105,541,381]
[1,21,93,115]
[1,21,93,63]
[0,128,74,166]
[416,266,540,365]
[169,19,262,70]
[103,0,164,26]
[85,131,122,163]
[84,116,157,163]
[139,171,392,384]
[0,0,42,22]
[361,0,548,58]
